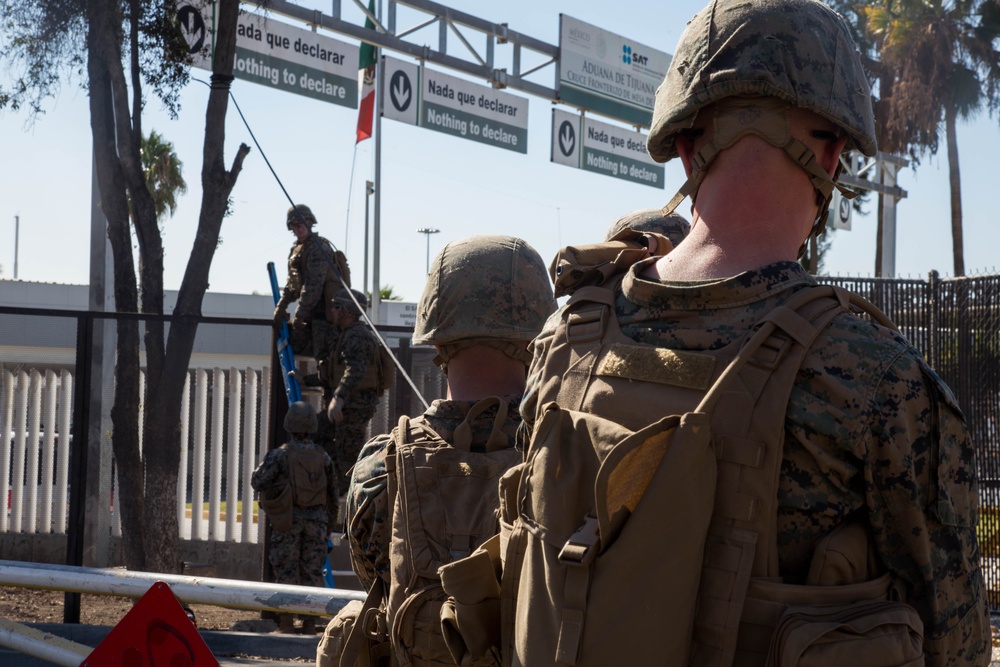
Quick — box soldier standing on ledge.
[273,204,352,363]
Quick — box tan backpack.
[286,446,328,508]
[444,284,923,667]
[341,397,522,667]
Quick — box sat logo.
[622,45,648,66]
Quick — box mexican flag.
[356,0,377,144]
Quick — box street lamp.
[416,227,440,275]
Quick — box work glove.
[290,315,309,331]
[328,396,345,424]
[272,305,288,328]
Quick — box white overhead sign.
[551,109,663,189]
[178,2,358,107]
[558,15,671,127]
[382,56,529,154]
[828,191,852,231]
[380,301,419,328]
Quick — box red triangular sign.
[84,581,219,666]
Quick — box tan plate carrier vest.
[499,283,923,667]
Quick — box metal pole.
[416,227,440,274]
[371,0,384,325]
[879,159,898,278]
[364,180,373,299]
[13,214,19,279]
[0,559,364,615]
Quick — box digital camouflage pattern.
[603,208,690,246]
[520,258,989,666]
[251,437,339,587]
[332,288,368,317]
[412,235,554,348]
[277,232,351,325]
[287,204,318,228]
[323,320,380,490]
[346,396,524,591]
[646,0,877,163]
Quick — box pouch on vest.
[259,482,293,533]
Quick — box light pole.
[416,227,440,275]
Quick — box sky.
[1,0,999,311]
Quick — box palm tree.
[378,285,404,301]
[863,0,1000,276]
[140,130,187,221]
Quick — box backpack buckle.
[558,516,600,565]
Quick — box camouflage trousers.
[269,516,328,588]
[317,398,378,492]
[290,319,339,363]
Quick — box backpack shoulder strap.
[690,285,869,666]
[451,396,511,452]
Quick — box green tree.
[380,285,403,301]
[863,0,1000,277]
[140,130,187,221]
[0,0,250,573]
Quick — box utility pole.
[417,227,440,275]
[13,214,19,279]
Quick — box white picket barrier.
[0,367,270,544]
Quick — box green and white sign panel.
[558,15,670,127]
[382,56,529,154]
[179,1,358,107]
[551,109,663,189]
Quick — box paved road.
[0,623,319,666]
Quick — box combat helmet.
[283,401,318,434]
[332,288,368,317]
[646,0,876,236]
[286,204,317,230]
[604,208,691,246]
[413,235,555,367]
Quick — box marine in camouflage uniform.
[322,288,380,492]
[273,204,352,361]
[251,402,338,633]
[345,235,556,591]
[520,1,989,665]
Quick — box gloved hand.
[272,305,288,328]
[328,396,345,424]
[290,315,309,331]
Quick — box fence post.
[65,312,94,623]
[394,338,413,421]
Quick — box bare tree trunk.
[945,104,965,277]
[140,0,250,574]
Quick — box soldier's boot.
[277,614,296,634]
[301,616,317,634]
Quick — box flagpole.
[345,145,358,250]
[371,0,383,325]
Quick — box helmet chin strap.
[659,98,858,258]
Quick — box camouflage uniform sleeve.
[517,307,561,450]
[324,452,340,528]
[866,354,990,667]
[251,448,285,492]
[296,237,328,318]
[334,327,374,400]
[279,245,301,307]
[346,434,393,590]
